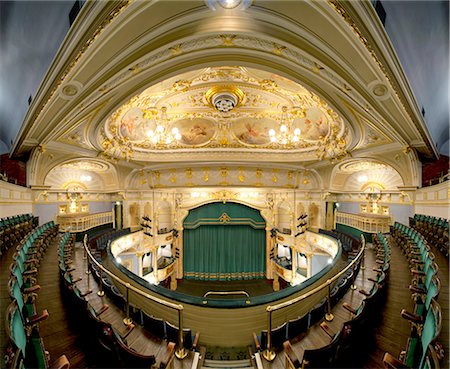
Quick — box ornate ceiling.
[13,1,431,191]
[100,67,349,162]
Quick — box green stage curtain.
[183,224,266,280]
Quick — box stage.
[172,278,274,298]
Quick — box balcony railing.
[57,211,113,232]
[335,211,392,234]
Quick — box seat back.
[143,312,166,340]
[308,298,327,327]
[287,313,309,341]
[419,299,442,368]
[5,301,27,363]
[302,329,343,368]
[112,329,156,368]
[165,321,193,349]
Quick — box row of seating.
[59,236,193,367]
[318,228,359,253]
[4,221,70,369]
[410,214,449,257]
[282,235,389,368]
[0,213,38,256]
[384,222,443,368]
[88,227,131,252]
[255,255,365,353]
[88,259,200,352]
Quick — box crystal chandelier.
[268,106,301,145]
[144,107,181,145]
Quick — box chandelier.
[143,107,181,145]
[268,106,301,145]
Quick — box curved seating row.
[58,237,185,368]
[253,261,362,353]
[88,228,131,252]
[410,214,449,257]
[384,222,443,368]
[89,260,200,352]
[277,233,389,368]
[318,228,359,253]
[0,213,38,256]
[4,221,69,369]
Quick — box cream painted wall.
[0,181,33,217]
[414,182,450,219]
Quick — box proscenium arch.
[182,201,267,281]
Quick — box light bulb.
[280,124,287,133]
[175,133,182,140]
[268,129,276,136]
[156,125,164,133]
[294,128,301,136]
[292,136,299,142]
[172,127,179,135]
[146,130,154,137]
[270,136,277,143]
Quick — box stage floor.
[172,278,275,298]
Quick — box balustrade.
[57,211,113,232]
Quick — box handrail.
[262,235,366,362]
[82,235,189,360]
[203,290,249,298]
[202,290,250,304]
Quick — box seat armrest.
[26,309,49,325]
[410,269,425,276]
[24,258,39,264]
[66,267,76,273]
[376,259,384,264]
[71,277,82,284]
[23,268,38,276]
[373,267,382,273]
[24,284,41,293]
[368,277,378,283]
[252,332,261,352]
[80,289,93,297]
[96,304,109,316]
[192,332,200,351]
[400,309,423,324]
[160,342,176,369]
[343,302,357,315]
[121,323,135,339]
[409,285,425,294]
[382,352,408,368]
[49,355,70,369]
[320,322,334,339]
[283,341,300,369]
[359,289,370,296]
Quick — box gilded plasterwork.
[340,161,387,173]
[101,67,349,161]
[60,160,109,172]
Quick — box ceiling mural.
[100,67,350,162]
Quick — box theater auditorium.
[0,1,448,368]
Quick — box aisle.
[362,238,423,367]
[35,235,91,368]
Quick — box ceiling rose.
[205,86,245,112]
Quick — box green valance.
[183,202,265,229]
